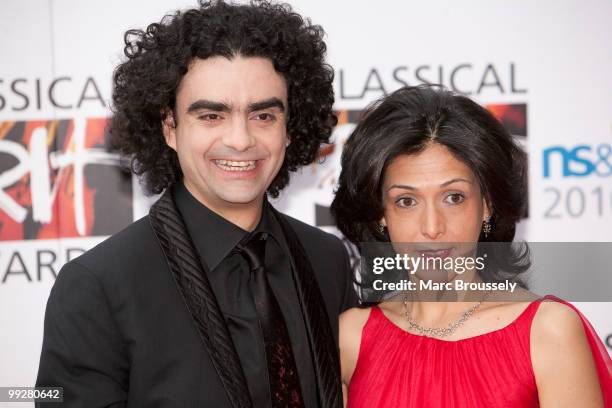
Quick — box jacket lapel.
[272,209,343,408]
[149,190,253,408]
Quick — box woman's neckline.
[374,296,547,344]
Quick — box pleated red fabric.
[347,296,612,407]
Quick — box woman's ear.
[377,217,388,236]
[483,197,492,221]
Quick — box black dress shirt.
[173,183,317,408]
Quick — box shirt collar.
[172,182,281,270]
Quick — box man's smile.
[212,159,259,172]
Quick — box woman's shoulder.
[339,306,380,358]
[530,296,606,406]
[339,306,375,384]
[530,294,596,376]
[532,296,586,343]
[340,306,373,335]
[481,290,584,336]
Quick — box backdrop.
[1,0,611,403]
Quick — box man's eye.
[445,193,465,204]
[254,113,275,121]
[396,197,416,208]
[199,113,221,121]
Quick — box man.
[36,1,356,407]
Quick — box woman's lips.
[418,248,453,258]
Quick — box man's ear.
[162,110,177,151]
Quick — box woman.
[331,85,611,407]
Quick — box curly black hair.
[109,0,337,196]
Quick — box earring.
[379,224,387,234]
[482,218,492,238]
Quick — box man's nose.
[222,118,255,152]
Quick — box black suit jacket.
[35,197,355,407]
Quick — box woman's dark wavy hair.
[331,85,530,286]
[109,0,337,197]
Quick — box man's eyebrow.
[186,99,231,113]
[248,97,285,113]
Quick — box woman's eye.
[396,197,416,208]
[445,193,465,204]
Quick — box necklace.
[402,297,482,338]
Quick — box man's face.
[163,56,289,215]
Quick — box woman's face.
[381,143,489,246]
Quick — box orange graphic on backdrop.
[0,118,131,240]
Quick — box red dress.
[347,296,612,408]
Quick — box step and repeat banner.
[1,0,611,399]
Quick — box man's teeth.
[214,159,257,171]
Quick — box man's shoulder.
[66,216,161,278]
[277,211,345,252]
